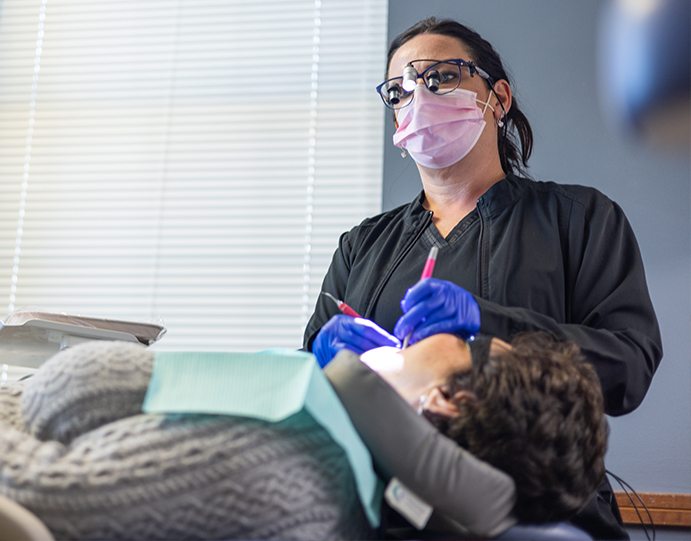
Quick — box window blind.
[0,0,387,350]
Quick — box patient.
[326,332,607,532]
[0,333,605,540]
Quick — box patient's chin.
[360,346,403,373]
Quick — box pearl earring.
[400,149,408,159]
[497,117,505,128]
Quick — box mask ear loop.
[477,86,508,127]
[478,96,495,115]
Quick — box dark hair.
[427,333,607,522]
[387,17,533,175]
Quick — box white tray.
[0,311,166,368]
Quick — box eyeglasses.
[376,58,492,110]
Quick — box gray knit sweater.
[0,342,371,541]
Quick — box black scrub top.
[371,211,480,334]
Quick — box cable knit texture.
[0,341,371,541]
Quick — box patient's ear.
[452,390,477,402]
[422,387,476,417]
[422,387,457,416]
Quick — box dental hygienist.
[303,17,661,540]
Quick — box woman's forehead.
[388,33,472,77]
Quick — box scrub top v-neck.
[370,209,481,334]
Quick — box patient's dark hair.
[426,332,607,523]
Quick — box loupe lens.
[426,71,440,92]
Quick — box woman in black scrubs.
[304,17,662,540]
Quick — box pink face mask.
[393,87,492,169]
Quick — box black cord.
[607,470,654,541]
[606,469,656,541]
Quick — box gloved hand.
[394,278,481,345]
[312,314,401,368]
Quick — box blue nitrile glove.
[312,314,401,368]
[394,278,481,345]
